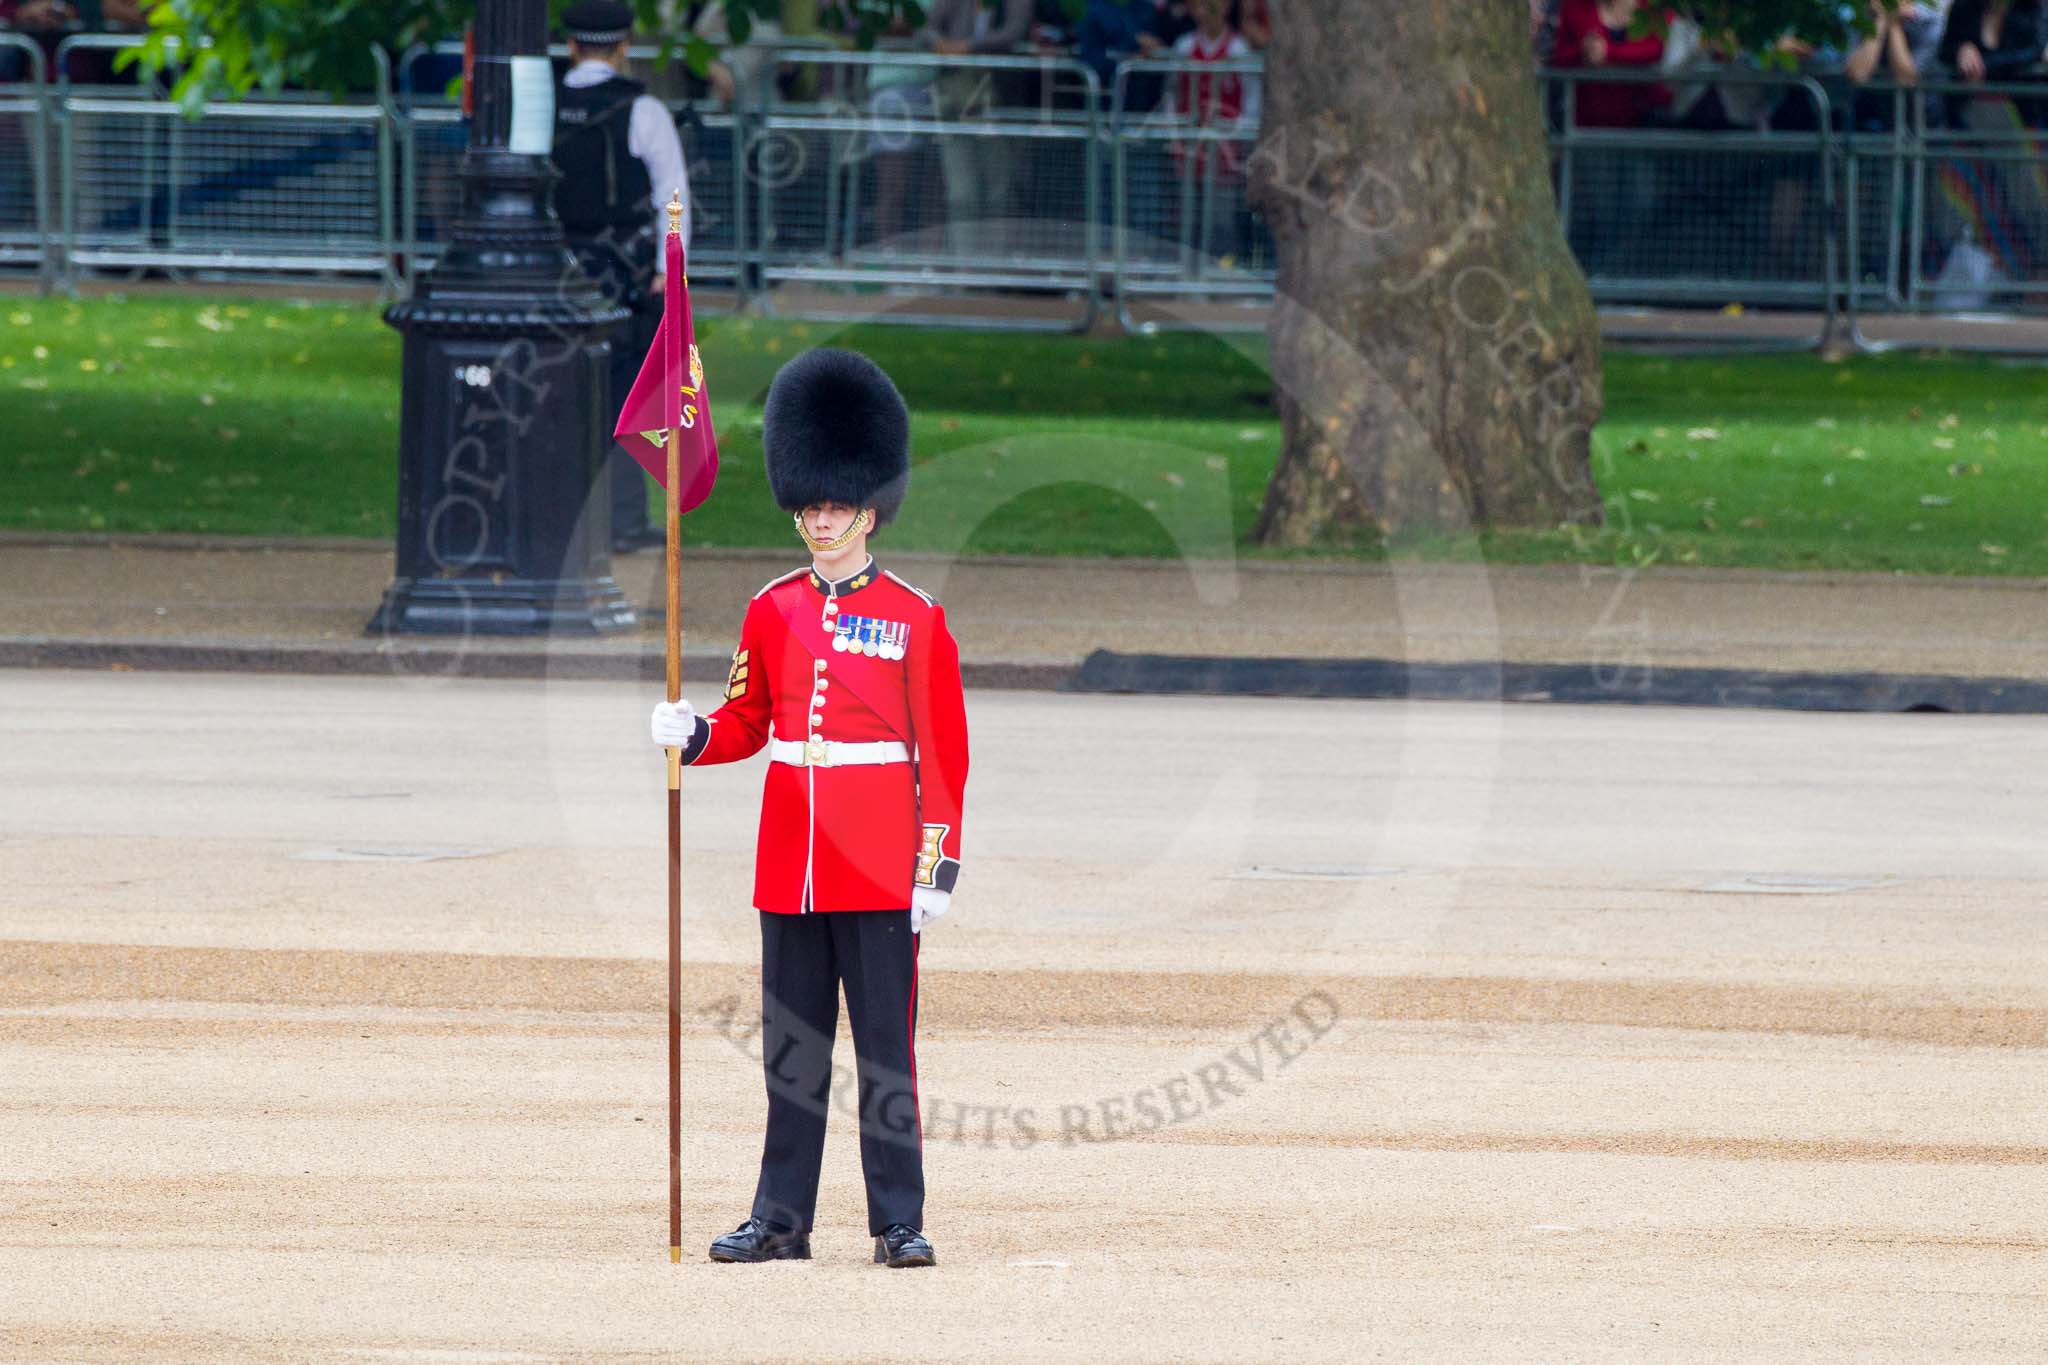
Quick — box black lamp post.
[369,0,636,636]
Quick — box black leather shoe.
[708,1218,811,1263]
[873,1224,936,1268]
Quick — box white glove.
[911,886,950,934]
[651,699,699,748]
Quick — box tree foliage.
[1679,0,1875,62]
[128,0,1895,111]
[127,0,922,108]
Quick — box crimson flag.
[613,231,719,514]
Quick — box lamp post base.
[370,137,633,639]
[368,574,637,638]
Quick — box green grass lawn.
[5,294,2048,575]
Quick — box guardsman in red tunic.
[650,349,968,1269]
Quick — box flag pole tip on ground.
[624,200,715,1271]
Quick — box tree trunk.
[1249,0,1605,546]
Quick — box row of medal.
[830,612,909,660]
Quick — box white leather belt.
[769,738,910,768]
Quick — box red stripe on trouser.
[908,932,921,1150]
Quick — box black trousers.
[752,909,924,1237]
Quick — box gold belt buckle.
[805,738,830,767]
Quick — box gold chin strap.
[794,508,872,553]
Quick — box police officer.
[650,350,970,1269]
[553,0,689,553]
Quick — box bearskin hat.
[761,348,912,526]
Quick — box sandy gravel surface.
[3,670,2047,1360]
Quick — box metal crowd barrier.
[1548,65,1843,348]
[53,34,394,286]
[0,33,52,287]
[748,48,1103,330]
[393,101,463,285]
[1838,83,1912,313]
[17,40,2048,344]
[1898,75,2048,310]
[1110,55,1273,332]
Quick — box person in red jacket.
[1549,0,1670,128]
[650,347,968,1269]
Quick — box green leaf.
[176,75,211,120]
[682,34,720,78]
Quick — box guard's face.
[802,502,868,544]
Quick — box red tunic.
[680,560,970,915]
[1549,0,1672,129]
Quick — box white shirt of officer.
[562,56,691,277]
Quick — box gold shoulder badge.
[724,647,749,700]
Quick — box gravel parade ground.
[4,670,2045,1360]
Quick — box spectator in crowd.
[1,0,143,82]
[0,2,37,82]
[922,0,1032,255]
[1847,0,1944,86]
[1927,0,2048,290]
[1549,0,1671,127]
[1164,0,1260,153]
[1550,0,1668,276]
[1082,1,1181,253]
[1031,0,1074,51]
[690,0,783,106]
[923,0,1033,66]
[1079,0,1159,94]
[1136,0,1197,55]
[1656,21,1837,131]
[923,0,1034,68]
[1939,0,2046,84]
[1845,0,1948,127]
[1079,0,1193,112]
[0,0,71,55]
[862,16,943,249]
[0,0,59,217]
[1234,0,1271,49]
[1834,2,1946,298]
[1,0,146,253]
[1025,0,1094,109]
[1162,0,1260,261]
[2,0,75,55]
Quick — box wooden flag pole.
[665,430,682,1265]
[663,193,685,1268]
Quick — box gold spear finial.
[666,189,682,237]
